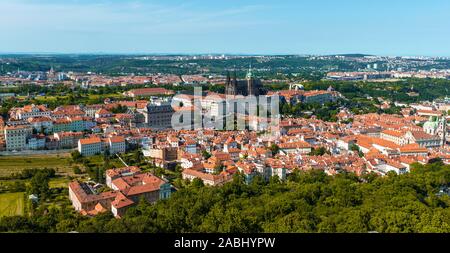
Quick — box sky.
[0,0,450,56]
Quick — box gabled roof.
[96,108,112,115]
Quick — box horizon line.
[0,52,448,58]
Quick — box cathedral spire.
[226,71,231,84]
[246,64,253,80]
[225,69,237,96]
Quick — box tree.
[73,166,82,175]
[309,147,329,156]
[131,149,144,165]
[350,143,359,152]
[56,218,80,233]
[428,157,444,165]
[201,205,258,233]
[263,212,316,233]
[29,171,50,199]
[190,178,205,188]
[213,164,224,175]
[3,160,450,233]
[269,144,280,156]
[202,150,212,160]
[111,104,128,114]
[71,150,82,162]
[350,144,364,157]
[10,181,26,192]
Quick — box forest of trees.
[305,78,450,103]
[0,162,449,233]
[0,55,362,77]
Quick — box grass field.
[0,154,73,177]
[0,192,24,217]
[32,93,125,104]
[86,155,126,168]
[49,177,71,189]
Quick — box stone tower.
[438,116,447,146]
[246,65,255,96]
[425,115,448,147]
[225,71,237,96]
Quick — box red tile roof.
[79,137,102,145]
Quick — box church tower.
[232,70,238,95]
[425,115,448,147]
[246,65,255,96]
[225,71,237,96]
[438,116,447,146]
[226,71,231,84]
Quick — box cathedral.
[423,116,448,146]
[225,67,266,96]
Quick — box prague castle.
[225,67,266,96]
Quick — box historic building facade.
[225,67,266,96]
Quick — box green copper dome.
[423,121,439,129]
[423,116,439,130]
[246,65,253,79]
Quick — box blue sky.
[1,0,449,56]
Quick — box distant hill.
[334,53,375,58]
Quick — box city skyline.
[1,0,450,56]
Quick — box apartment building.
[15,104,51,120]
[78,137,102,156]
[108,136,126,154]
[27,116,53,134]
[4,125,33,151]
[78,136,127,156]
[54,132,84,149]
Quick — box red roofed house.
[108,136,126,154]
[16,104,51,120]
[69,181,118,214]
[95,108,113,119]
[303,90,336,104]
[279,141,312,154]
[403,131,442,148]
[78,137,102,156]
[124,88,175,98]
[398,143,428,156]
[78,136,127,156]
[182,168,232,186]
[54,132,84,149]
[27,116,53,134]
[69,167,171,218]
[106,166,141,188]
[380,130,407,146]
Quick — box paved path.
[0,149,75,156]
[116,154,129,167]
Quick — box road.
[0,149,75,156]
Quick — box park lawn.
[88,93,124,100]
[0,192,24,217]
[33,93,124,105]
[34,95,63,103]
[0,154,74,177]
